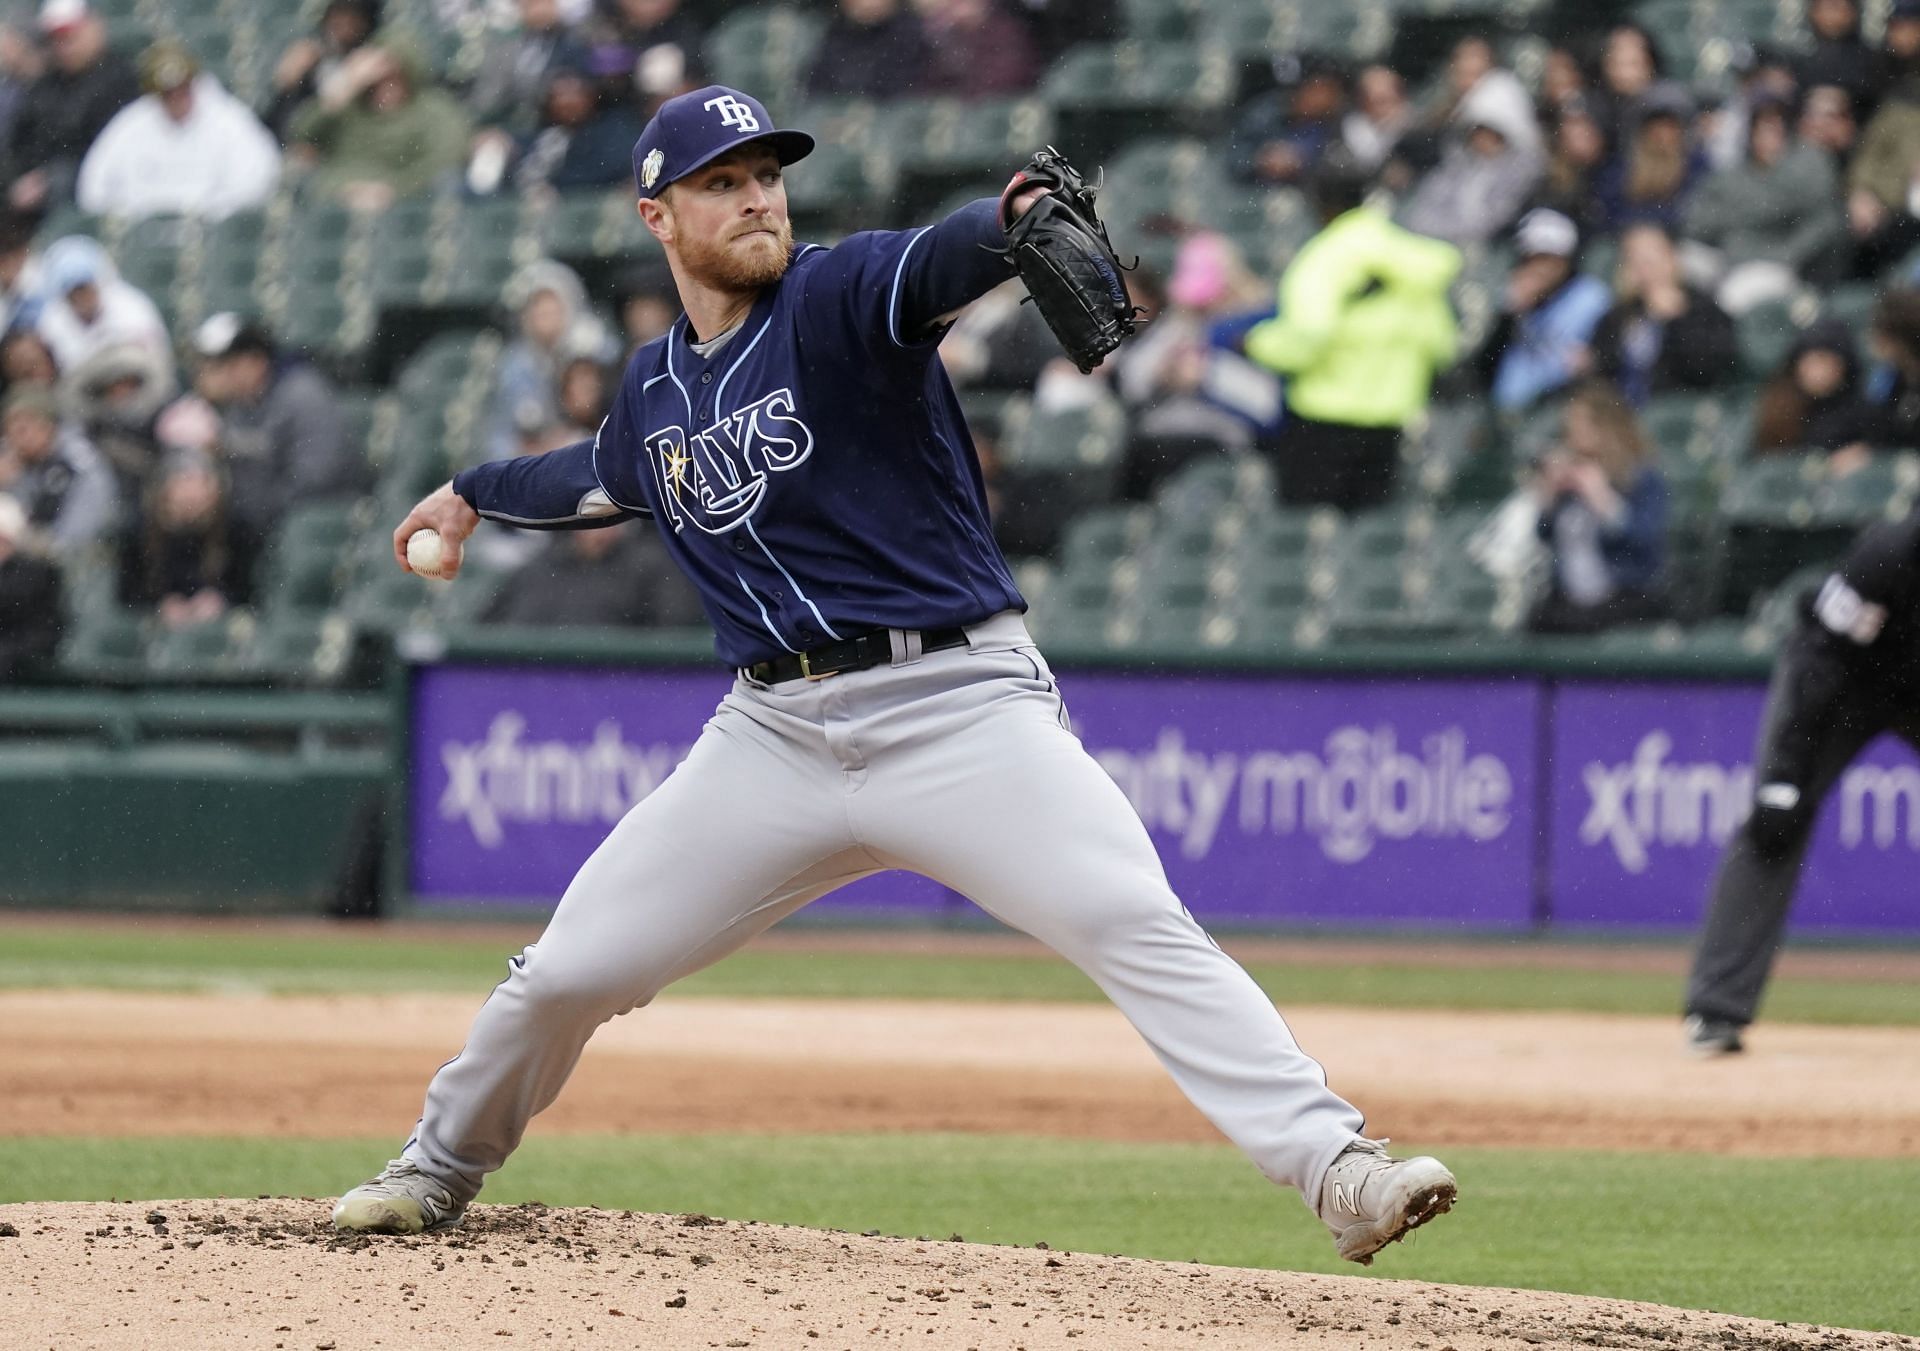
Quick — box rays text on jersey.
[643,387,815,534]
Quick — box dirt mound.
[0,1200,1908,1351]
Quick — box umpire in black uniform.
[1684,502,1920,1054]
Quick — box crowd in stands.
[5,0,1920,681]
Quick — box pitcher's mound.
[0,1199,1906,1350]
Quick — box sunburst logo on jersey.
[641,149,665,190]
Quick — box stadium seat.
[703,6,826,111]
[1043,43,1239,165]
[144,617,238,680]
[784,139,895,233]
[1204,0,1397,64]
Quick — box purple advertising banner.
[410,665,1542,925]
[1549,682,1920,931]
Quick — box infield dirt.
[7,960,1920,1348]
[2,1197,1915,1351]
[4,989,1918,1155]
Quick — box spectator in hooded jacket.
[34,236,173,389]
[289,28,471,212]
[1474,208,1611,413]
[1750,319,1874,455]
[2,0,137,214]
[1527,378,1670,634]
[805,0,929,101]
[0,492,61,678]
[1400,65,1543,246]
[1594,82,1710,231]
[1245,151,1460,509]
[76,41,281,221]
[1683,94,1847,312]
[488,257,617,463]
[0,383,113,558]
[1591,221,1741,404]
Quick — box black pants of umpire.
[1686,631,1920,1027]
[1265,414,1401,512]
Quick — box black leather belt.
[743,626,969,684]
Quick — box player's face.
[658,148,793,291]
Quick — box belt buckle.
[799,651,839,681]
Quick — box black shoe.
[1682,1014,1745,1057]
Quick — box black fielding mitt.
[998,147,1138,373]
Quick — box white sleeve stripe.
[887,226,935,347]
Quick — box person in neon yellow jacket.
[1244,152,1462,510]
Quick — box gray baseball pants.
[402,612,1366,1208]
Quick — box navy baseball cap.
[632,85,814,199]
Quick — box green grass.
[0,923,1913,1024]
[1,1134,1914,1334]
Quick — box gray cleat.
[1317,1137,1457,1265]
[332,1159,466,1234]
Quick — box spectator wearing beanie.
[1594,81,1710,232]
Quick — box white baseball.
[407,528,452,580]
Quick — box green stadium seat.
[703,6,825,111]
[58,608,144,683]
[1737,294,1821,379]
[1058,505,1152,572]
[1121,0,1205,40]
[233,611,357,685]
[1204,0,1397,63]
[1403,401,1503,504]
[1043,43,1239,164]
[144,617,238,679]
[784,139,895,233]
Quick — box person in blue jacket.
[1527,378,1670,633]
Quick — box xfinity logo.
[439,712,689,847]
[1578,733,1752,873]
[1579,732,1920,869]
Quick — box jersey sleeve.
[795,198,1014,360]
[451,435,647,531]
[1811,507,1920,645]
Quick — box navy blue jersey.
[454,199,1026,667]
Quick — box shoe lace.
[373,1159,451,1200]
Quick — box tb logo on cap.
[704,94,761,133]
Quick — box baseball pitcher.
[334,85,1457,1265]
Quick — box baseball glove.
[997,147,1139,374]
